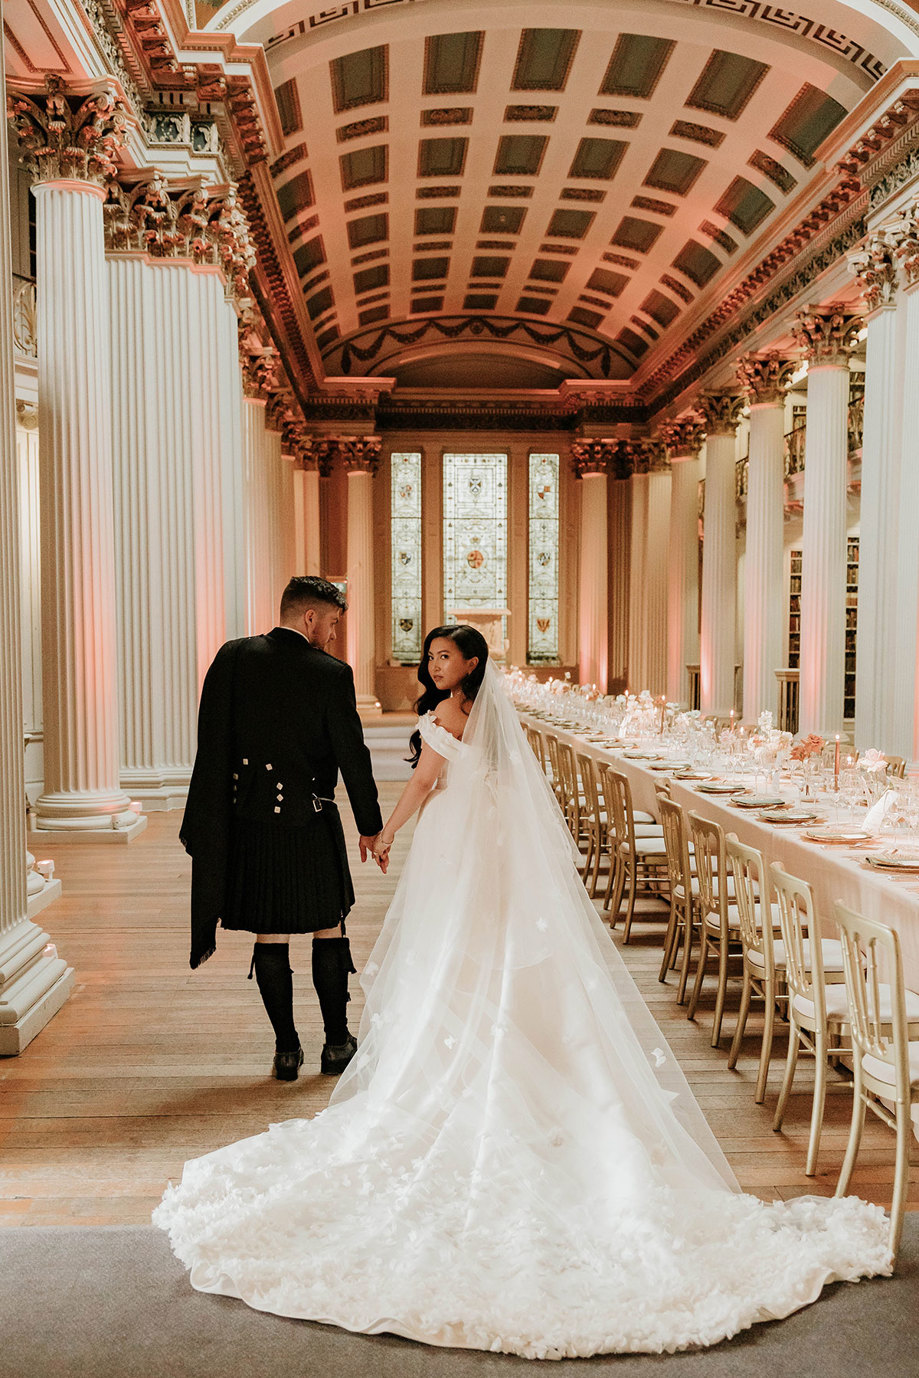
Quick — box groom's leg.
[251,935,300,1058]
[311,923,357,1060]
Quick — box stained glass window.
[528,452,560,663]
[443,453,507,630]
[390,451,423,662]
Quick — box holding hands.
[360,833,392,872]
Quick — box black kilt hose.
[182,628,383,968]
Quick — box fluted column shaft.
[33,181,135,831]
[798,363,849,735]
[628,468,670,695]
[243,396,273,633]
[345,451,380,709]
[743,402,786,720]
[666,449,701,704]
[293,462,321,575]
[698,397,742,717]
[577,467,608,689]
[607,476,630,692]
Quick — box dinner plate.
[733,795,785,809]
[865,852,919,873]
[758,808,820,824]
[673,770,712,781]
[802,826,870,844]
[695,782,739,794]
[649,760,691,771]
[622,750,660,760]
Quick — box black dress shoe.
[272,1046,304,1081]
[320,1033,358,1076]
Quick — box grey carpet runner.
[2,1219,916,1377]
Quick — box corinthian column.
[849,219,919,758]
[343,439,382,712]
[792,307,861,737]
[627,441,670,695]
[737,354,795,721]
[697,394,744,716]
[8,78,143,838]
[661,419,704,704]
[1,60,73,1050]
[573,441,611,689]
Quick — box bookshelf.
[786,540,858,719]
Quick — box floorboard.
[1,790,915,1225]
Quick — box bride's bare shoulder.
[430,696,470,742]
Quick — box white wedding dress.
[154,663,890,1359]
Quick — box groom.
[181,575,384,1081]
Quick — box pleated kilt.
[221,806,354,934]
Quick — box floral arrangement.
[857,748,888,775]
[790,733,825,762]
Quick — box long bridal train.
[154,666,890,1360]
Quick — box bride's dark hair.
[407,624,489,768]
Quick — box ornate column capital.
[571,439,616,477]
[847,232,899,311]
[887,198,919,290]
[294,437,318,472]
[736,352,796,406]
[792,306,862,366]
[625,439,669,474]
[7,75,126,186]
[696,392,744,437]
[658,417,705,459]
[341,437,382,475]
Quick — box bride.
[155,624,890,1359]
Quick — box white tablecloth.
[523,713,919,989]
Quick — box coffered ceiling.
[212,0,918,387]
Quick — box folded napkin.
[863,788,896,832]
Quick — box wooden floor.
[1,788,915,1226]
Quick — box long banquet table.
[522,712,919,989]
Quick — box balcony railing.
[735,394,864,499]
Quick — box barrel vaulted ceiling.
[199,0,919,390]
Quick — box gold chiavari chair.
[724,836,786,1103]
[599,765,668,943]
[544,732,565,809]
[658,799,699,1004]
[884,755,907,779]
[686,813,742,1048]
[834,903,919,1264]
[555,739,582,844]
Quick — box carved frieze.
[736,352,796,406]
[792,306,862,365]
[7,75,127,186]
[696,393,744,437]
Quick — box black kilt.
[221,806,354,934]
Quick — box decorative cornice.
[7,75,127,186]
[658,417,704,458]
[736,352,797,406]
[696,393,744,437]
[791,306,862,365]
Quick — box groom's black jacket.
[181,626,382,968]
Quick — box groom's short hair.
[280,576,348,619]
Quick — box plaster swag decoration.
[736,353,797,406]
[6,74,127,186]
[792,307,862,366]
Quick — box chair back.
[884,755,907,779]
[599,764,634,854]
[659,798,690,893]
[686,812,728,930]
[525,724,546,771]
[653,779,671,803]
[725,834,775,973]
[544,732,563,803]
[770,864,826,1021]
[556,740,581,834]
[576,751,601,829]
[834,903,910,1098]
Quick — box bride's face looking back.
[427,638,479,695]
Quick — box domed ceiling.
[207,0,919,388]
